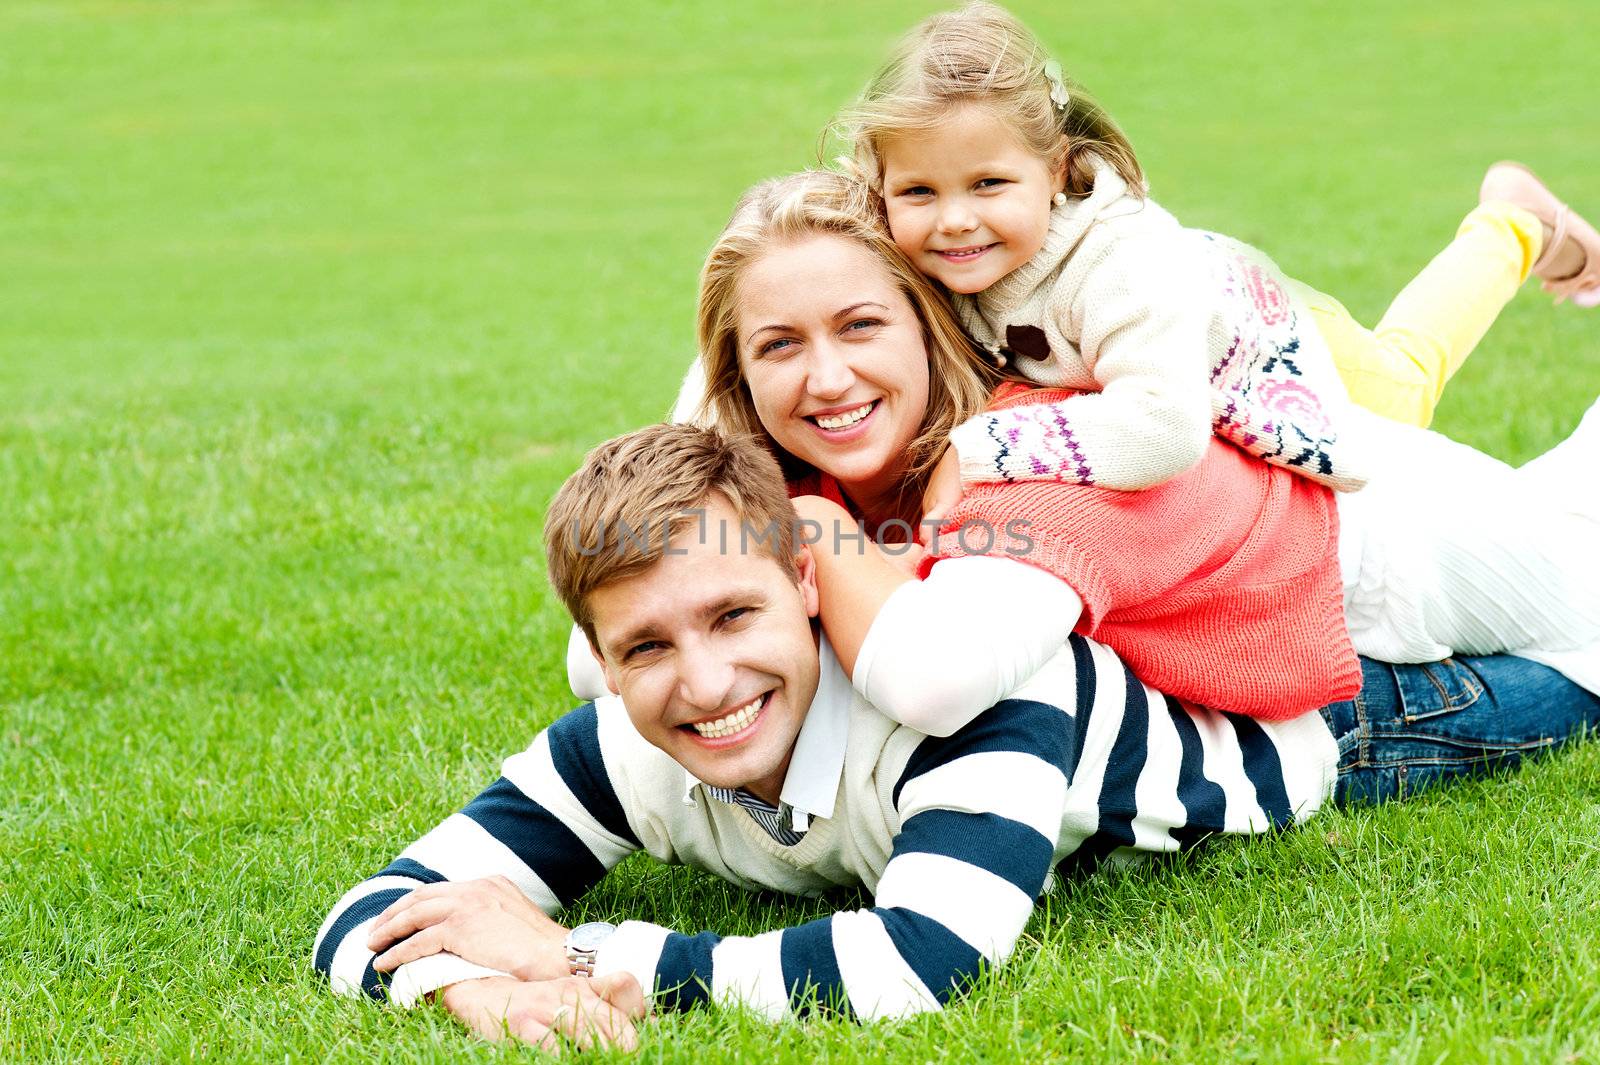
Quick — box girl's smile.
[932,243,998,264]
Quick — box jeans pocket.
[1392,658,1482,723]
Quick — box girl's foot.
[1480,161,1600,307]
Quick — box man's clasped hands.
[367,877,645,1053]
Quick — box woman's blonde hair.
[695,169,1003,522]
[838,1,1143,199]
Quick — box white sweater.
[949,159,1369,493]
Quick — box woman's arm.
[567,625,610,700]
[794,496,1084,736]
[790,495,916,678]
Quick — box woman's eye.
[843,318,883,335]
[898,185,933,198]
[976,177,1008,190]
[758,337,797,357]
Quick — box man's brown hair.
[544,423,800,645]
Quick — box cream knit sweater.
[949,159,1369,493]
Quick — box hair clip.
[1043,60,1070,112]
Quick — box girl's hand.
[368,876,570,982]
[919,446,963,543]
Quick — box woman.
[569,169,1599,776]
[654,169,1597,728]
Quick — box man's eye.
[721,607,751,624]
[624,641,663,660]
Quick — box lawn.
[3,0,1599,1061]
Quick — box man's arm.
[312,701,642,1006]
[591,694,1075,1021]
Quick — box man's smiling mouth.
[686,692,769,739]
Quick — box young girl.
[799,2,1600,729]
[848,3,1600,504]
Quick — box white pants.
[1336,401,1600,693]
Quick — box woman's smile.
[806,399,880,437]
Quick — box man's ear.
[794,545,820,619]
[590,640,622,696]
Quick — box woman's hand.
[919,446,963,543]
[440,974,646,1053]
[368,876,570,982]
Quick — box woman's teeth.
[814,402,874,430]
[691,696,763,738]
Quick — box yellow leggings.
[1296,202,1543,428]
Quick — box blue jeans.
[1320,655,1600,806]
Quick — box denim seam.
[1352,684,1372,767]
[1344,745,1553,770]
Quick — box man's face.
[587,494,821,805]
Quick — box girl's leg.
[1321,655,1600,806]
[1336,403,1600,693]
[1305,202,1543,428]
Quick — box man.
[313,423,1600,1051]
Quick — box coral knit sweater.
[921,384,1360,720]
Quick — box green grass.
[3,0,1599,1060]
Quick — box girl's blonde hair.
[839,1,1143,199]
[695,169,1004,522]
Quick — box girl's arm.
[794,496,1083,737]
[952,229,1215,492]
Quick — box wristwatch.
[564,921,618,977]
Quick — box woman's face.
[734,233,931,513]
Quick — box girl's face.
[734,233,931,515]
[880,103,1065,295]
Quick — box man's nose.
[805,341,856,399]
[676,637,736,712]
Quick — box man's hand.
[919,445,962,543]
[440,974,646,1053]
[368,876,569,981]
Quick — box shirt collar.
[681,636,852,830]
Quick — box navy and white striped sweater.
[314,635,1337,1020]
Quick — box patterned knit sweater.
[926,385,1361,720]
[949,158,1369,494]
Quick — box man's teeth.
[691,696,763,739]
[815,403,874,430]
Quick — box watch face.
[568,921,617,952]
